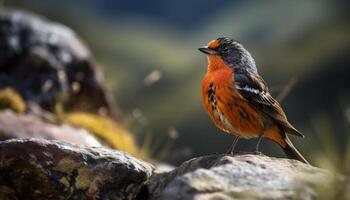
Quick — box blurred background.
[3,0,350,172]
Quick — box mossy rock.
[64,112,143,158]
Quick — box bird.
[198,37,309,164]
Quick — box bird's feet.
[251,150,263,155]
[229,150,264,155]
[225,150,238,155]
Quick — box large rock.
[0,110,102,147]
[0,8,112,114]
[0,138,153,200]
[0,138,345,200]
[148,154,345,200]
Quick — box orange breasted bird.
[199,37,309,164]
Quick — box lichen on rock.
[64,112,141,157]
[0,138,153,200]
[0,138,346,200]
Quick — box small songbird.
[199,37,309,164]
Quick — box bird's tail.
[281,135,309,165]
[265,127,309,165]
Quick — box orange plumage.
[201,55,263,137]
[199,38,309,164]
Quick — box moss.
[64,112,142,158]
[0,87,26,113]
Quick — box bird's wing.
[233,68,304,137]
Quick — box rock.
[0,8,112,114]
[0,138,153,200]
[148,154,344,200]
[0,138,345,199]
[0,110,102,147]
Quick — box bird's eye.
[221,47,229,53]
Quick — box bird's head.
[198,37,257,72]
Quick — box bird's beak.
[198,46,218,55]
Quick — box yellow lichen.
[54,158,81,189]
[87,176,104,196]
[64,112,142,157]
[75,167,90,190]
[58,177,70,188]
[0,87,26,113]
[76,167,105,196]
[54,158,77,174]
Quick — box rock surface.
[0,138,153,200]
[0,110,103,147]
[148,154,344,200]
[0,139,345,200]
[0,8,112,114]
